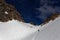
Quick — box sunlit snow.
[0,20,41,40]
[5,11,8,14]
[0,16,60,40]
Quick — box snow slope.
[0,20,40,40]
[28,16,60,40]
[0,16,60,40]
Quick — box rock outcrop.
[0,0,24,22]
[41,13,60,25]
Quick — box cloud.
[36,0,60,20]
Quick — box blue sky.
[5,0,60,25]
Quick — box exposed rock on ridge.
[0,0,24,22]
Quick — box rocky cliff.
[0,0,24,22]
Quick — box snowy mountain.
[24,15,60,40]
[0,0,60,40]
[33,16,60,40]
[0,20,40,40]
[0,16,60,40]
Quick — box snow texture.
[0,16,60,40]
[0,20,40,40]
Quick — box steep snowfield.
[0,16,60,40]
[31,16,60,40]
[0,20,40,40]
